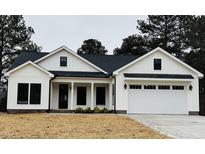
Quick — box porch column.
[49,82,53,110]
[109,83,113,110]
[70,82,74,110]
[91,82,94,110]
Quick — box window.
[158,85,170,90]
[17,83,29,104]
[144,85,156,89]
[30,84,41,104]
[172,86,184,90]
[17,83,41,105]
[130,85,142,89]
[60,57,67,66]
[154,59,161,70]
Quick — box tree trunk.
[0,17,3,80]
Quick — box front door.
[59,84,68,109]
[77,87,87,105]
[96,87,106,105]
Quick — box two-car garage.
[128,82,188,114]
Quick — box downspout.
[4,77,8,112]
[47,75,56,113]
[111,73,117,113]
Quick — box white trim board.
[34,46,108,74]
[124,77,193,82]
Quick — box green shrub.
[101,107,110,113]
[84,107,93,113]
[74,107,84,113]
[74,107,110,113]
[94,107,101,113]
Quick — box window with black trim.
[172,86,184,90]
[158,85,170,90]
[17,83,29,104]
[60,57,67,66]
[154,59,161,70]
[144,85,156,89]
[130,85,142,89]
[30,84,41,104]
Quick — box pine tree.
[0,15,41,79]
[114,15,194,59]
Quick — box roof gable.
[35,46,108,74]
[9,52,49,70]
[5,61,54,77]
[113,47,204,78]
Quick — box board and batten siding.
[115,49,200,113]
[37,49,100,72]
[7,64,50,110]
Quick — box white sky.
[24,15,147,54]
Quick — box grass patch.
[0,113,169,139]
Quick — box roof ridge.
[80,54,139,57]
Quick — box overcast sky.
[24,15,147,54]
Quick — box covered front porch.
[50,77,113,111]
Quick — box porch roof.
[49,71,110,78]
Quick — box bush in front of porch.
[74,107,111,113]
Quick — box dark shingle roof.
[9,52,49,70]
[124,73,194,79]
[80,54,138,73]
[9,52,138,73]
[49,71,110,78]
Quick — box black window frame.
[154,59,161,70]
[172,85,184,90]
[144,85,156,90]
[130,85,142,89]
[30,83,41,104]
[17,83,29,104]
[158,85,170,90]
[60,56,67,67]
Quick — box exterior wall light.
[189,85,193,91]
[124,83,127,89]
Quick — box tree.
[137,15,194,59]
[0,15,41,79]
[113,35,149,56]
[77,39,108,55]
[184,16,205,93]
[114,15,194,59]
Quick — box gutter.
[47,75,56,112]
[111,73,117,113]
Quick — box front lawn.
[0,113,168,138]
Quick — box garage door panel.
[128,85,187,114]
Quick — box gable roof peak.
[34,46,108,74]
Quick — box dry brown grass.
[0,113,168,139]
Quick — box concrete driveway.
[129,114,205,139]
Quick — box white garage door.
[128,84,187,114]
